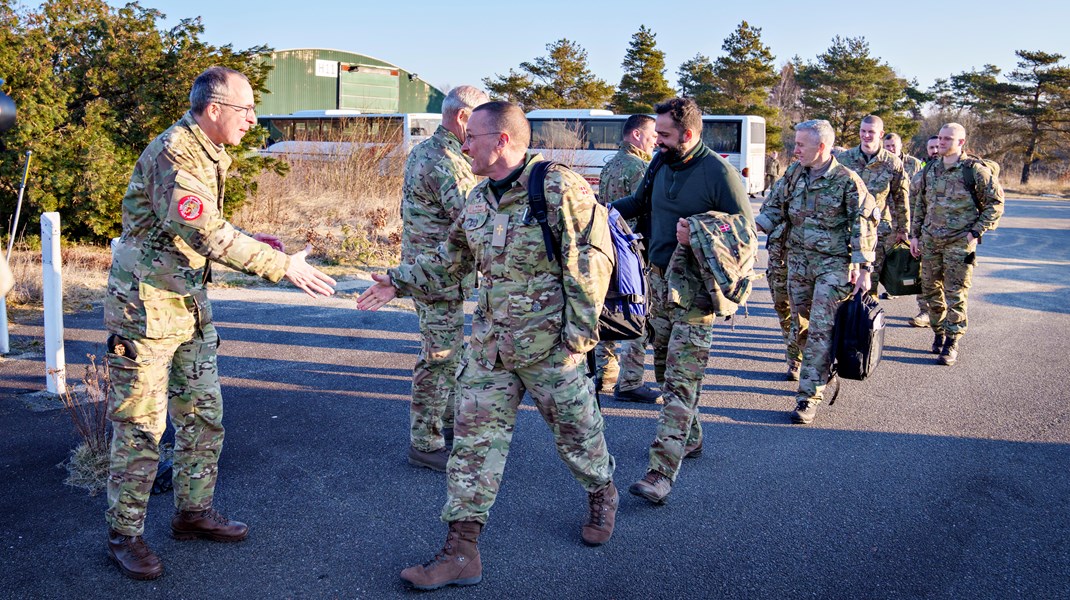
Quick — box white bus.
[526,109,767,196]
[256,110,441,165]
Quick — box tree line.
[1,3,1067,243]
[484,24,1069,186]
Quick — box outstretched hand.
[355,273,397,311]
[285,244,336,298]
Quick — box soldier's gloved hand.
[356,273,397,311]
[285,244,337,298]
[253,233,285,252]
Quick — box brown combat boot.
[401,521,483,590]
[107,529,163,580]
[629,470,672,504]
[171,508,249,542]
[581,482,618,546]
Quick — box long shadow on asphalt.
[4,387,1067,599]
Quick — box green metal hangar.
[256,48,445,115]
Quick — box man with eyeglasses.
[401,85,488,472]
[103,66,337,580]
[358,101,618,590]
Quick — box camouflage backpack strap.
[525,160,563,263]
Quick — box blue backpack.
[527,161,648,342]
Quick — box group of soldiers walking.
[97,66,1004,590]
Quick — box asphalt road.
[1,196,1068,599]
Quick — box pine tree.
[484,39,614,111]
[612,26,674,113]
[796,36,917,147]
[676,22,782,148]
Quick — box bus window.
[749,122,766,145]
[586,121,623,150]
[531,120,584,150]
[701,121,742,154]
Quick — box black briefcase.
[833,292,885,381]
[880,242,922,296]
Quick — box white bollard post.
[42,212,66,394]
[0,287,8,354]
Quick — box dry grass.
[5,242,111,311]
[54,356,112,496]
[1003,175,1070,198]
[232,128,405,267]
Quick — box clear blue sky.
[109,0,1067,94]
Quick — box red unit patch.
[177,195,204,221]
[719,222,731,232]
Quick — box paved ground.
[1,196,1068,599]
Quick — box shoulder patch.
[177,195,204,221]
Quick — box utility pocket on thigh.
[686,323,714,349]
[105,335,159,422]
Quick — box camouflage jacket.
[401,125,478,262]
[598,143,649,204]
[766,154,784,178]
[900,154,923,181]
[836,145,910,236]
[756,158,878,265]
[760,177,789,263]
[390,152,613,370]
[105,112,289,339]
[910,155,1004,241]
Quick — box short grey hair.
[795,119,835,147]
[190,66,248,115]
[442,85,489,120]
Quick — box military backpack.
[918,154,1002,242]
[527,160,648,342]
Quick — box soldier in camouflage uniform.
[358,102,617,590]
[102,67,337,580]
[760,175,802,380]
[757,120,878,425]
[765,150,784,194]
[884,131,930,326]
[910,122,1004,366]
[835,116,910,300]
[595,113,660,403]
[613,98,753,503]
[401,85,488,472]
[884,133,923,179]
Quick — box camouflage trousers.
[105,323,224,536]
[411,298,465,452]
[788,252,853,404]
[767,243,801,364]
[594,337,647,391]
[869,222,895,295]
[920,234,976,339]
[647,304,713,481]
[441,344,615,525]
[648,268,673,384]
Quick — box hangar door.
[339,65,400,113]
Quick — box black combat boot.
[938,337,959,366]
[931,334,946,355]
